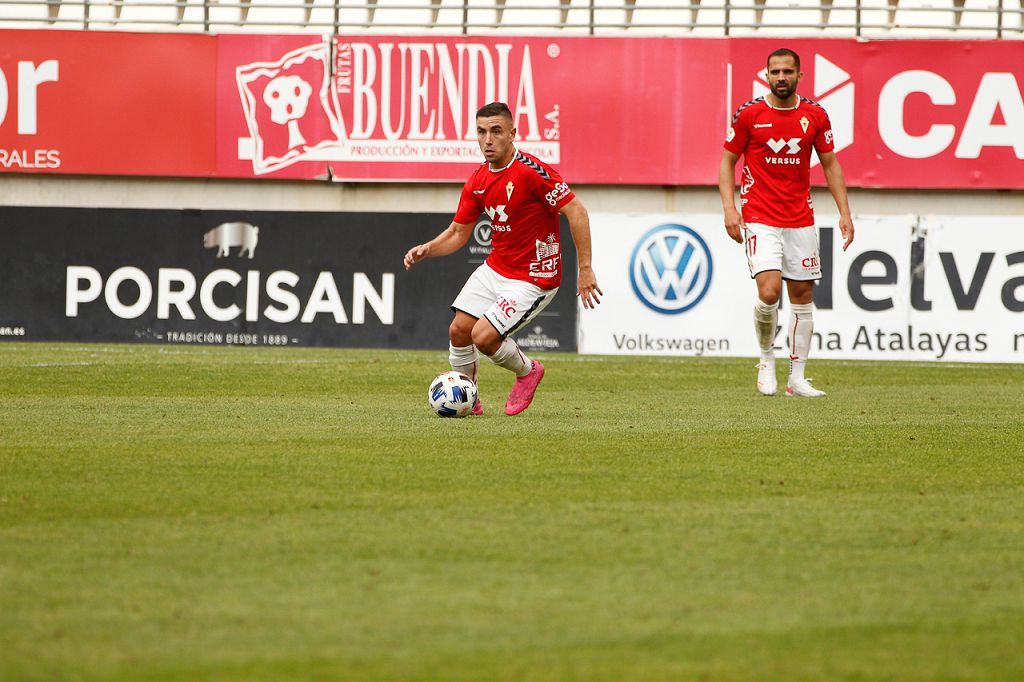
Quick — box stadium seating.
[959,0,1023,35]
[499,0,565,33]
[243,0,312,31]
[432,0,499,30]
[627,0,695,34]
[114,0,191,30]
[758,0,823,33]
[1,0,1022,34]
[825,0,893,35]
[563,0,629,33]
[890,0,955,34]
[307,0,370,31]
[692,0,758,35]
[0,0,58,26]
[202,0,249,30]
[367,0,433,32]
[74,0,122,28]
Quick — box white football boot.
[756,359,777,396]
[785,377,826,398]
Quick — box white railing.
[1,0,1021,37]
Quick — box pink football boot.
[504,360,545,416]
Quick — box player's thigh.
[754,270,784,304]
[744,223,785,279]
[449,309,478,344]
[781,226,821,281]
[451,264,500,320]
[482,277,558,340]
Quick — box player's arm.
[818,150,855,251]
[719,150,744,244]
[403,220,474,270]
[560,197,602,309]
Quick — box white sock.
[753,299,779,361]
[788,303,814,382]
[448,343,478,382]
[489,338,531,377]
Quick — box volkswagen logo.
[473,219,493,247]
[629,224,713,314]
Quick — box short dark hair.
[476,101,513,121]
[767,48,800,70]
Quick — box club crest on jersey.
[799,116,810,133]
[506,181,514,200]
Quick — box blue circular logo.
[629,224,713,314]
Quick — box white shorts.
[744,223,821,281]
[451,263,558,338]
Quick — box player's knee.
[471,323,501,356]
[787,282,814,305]
[449,319,473,346]
[759,287,781,306]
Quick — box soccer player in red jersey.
[719,48,855,398]
[404,102,602,416]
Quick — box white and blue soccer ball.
[428,371,478,418]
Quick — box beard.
[770,81,797,99]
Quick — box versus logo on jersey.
[767,138,801,154]
[751,53,854,166]
[484,205,509,223]
[766,137,803,165]
[629,224,713,315]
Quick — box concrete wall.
[2,175,1022,218]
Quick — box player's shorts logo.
[629,224,713,315]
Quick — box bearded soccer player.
[404,102,602,416]
[719,48,855,398]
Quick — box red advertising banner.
[723,38,1024,190]
[0,29,216,177]
[3,30,1022,189]
[215,34,333,180]
[320,36,728,184]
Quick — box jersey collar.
[488,147,518,172]
[765,97,800,111]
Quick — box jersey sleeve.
[530,162,575,212]
[814,110,836,154]
[723,107,750,155]
[453,175,482,224]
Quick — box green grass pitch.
[1,343,1022,680]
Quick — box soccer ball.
[428,371,478,418]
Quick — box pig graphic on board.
[203,222,259,258]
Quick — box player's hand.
[403,244,429,270]
[724,207,744,244]
[839,215,855,251]
[577,266,602,309]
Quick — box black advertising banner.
[0,207,577,351]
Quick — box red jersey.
[724,96,835,228]
[454,150,574,289]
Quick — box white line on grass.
[26,362,95,367]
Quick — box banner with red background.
[2,30,1022,188]
[0,29,217,177]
